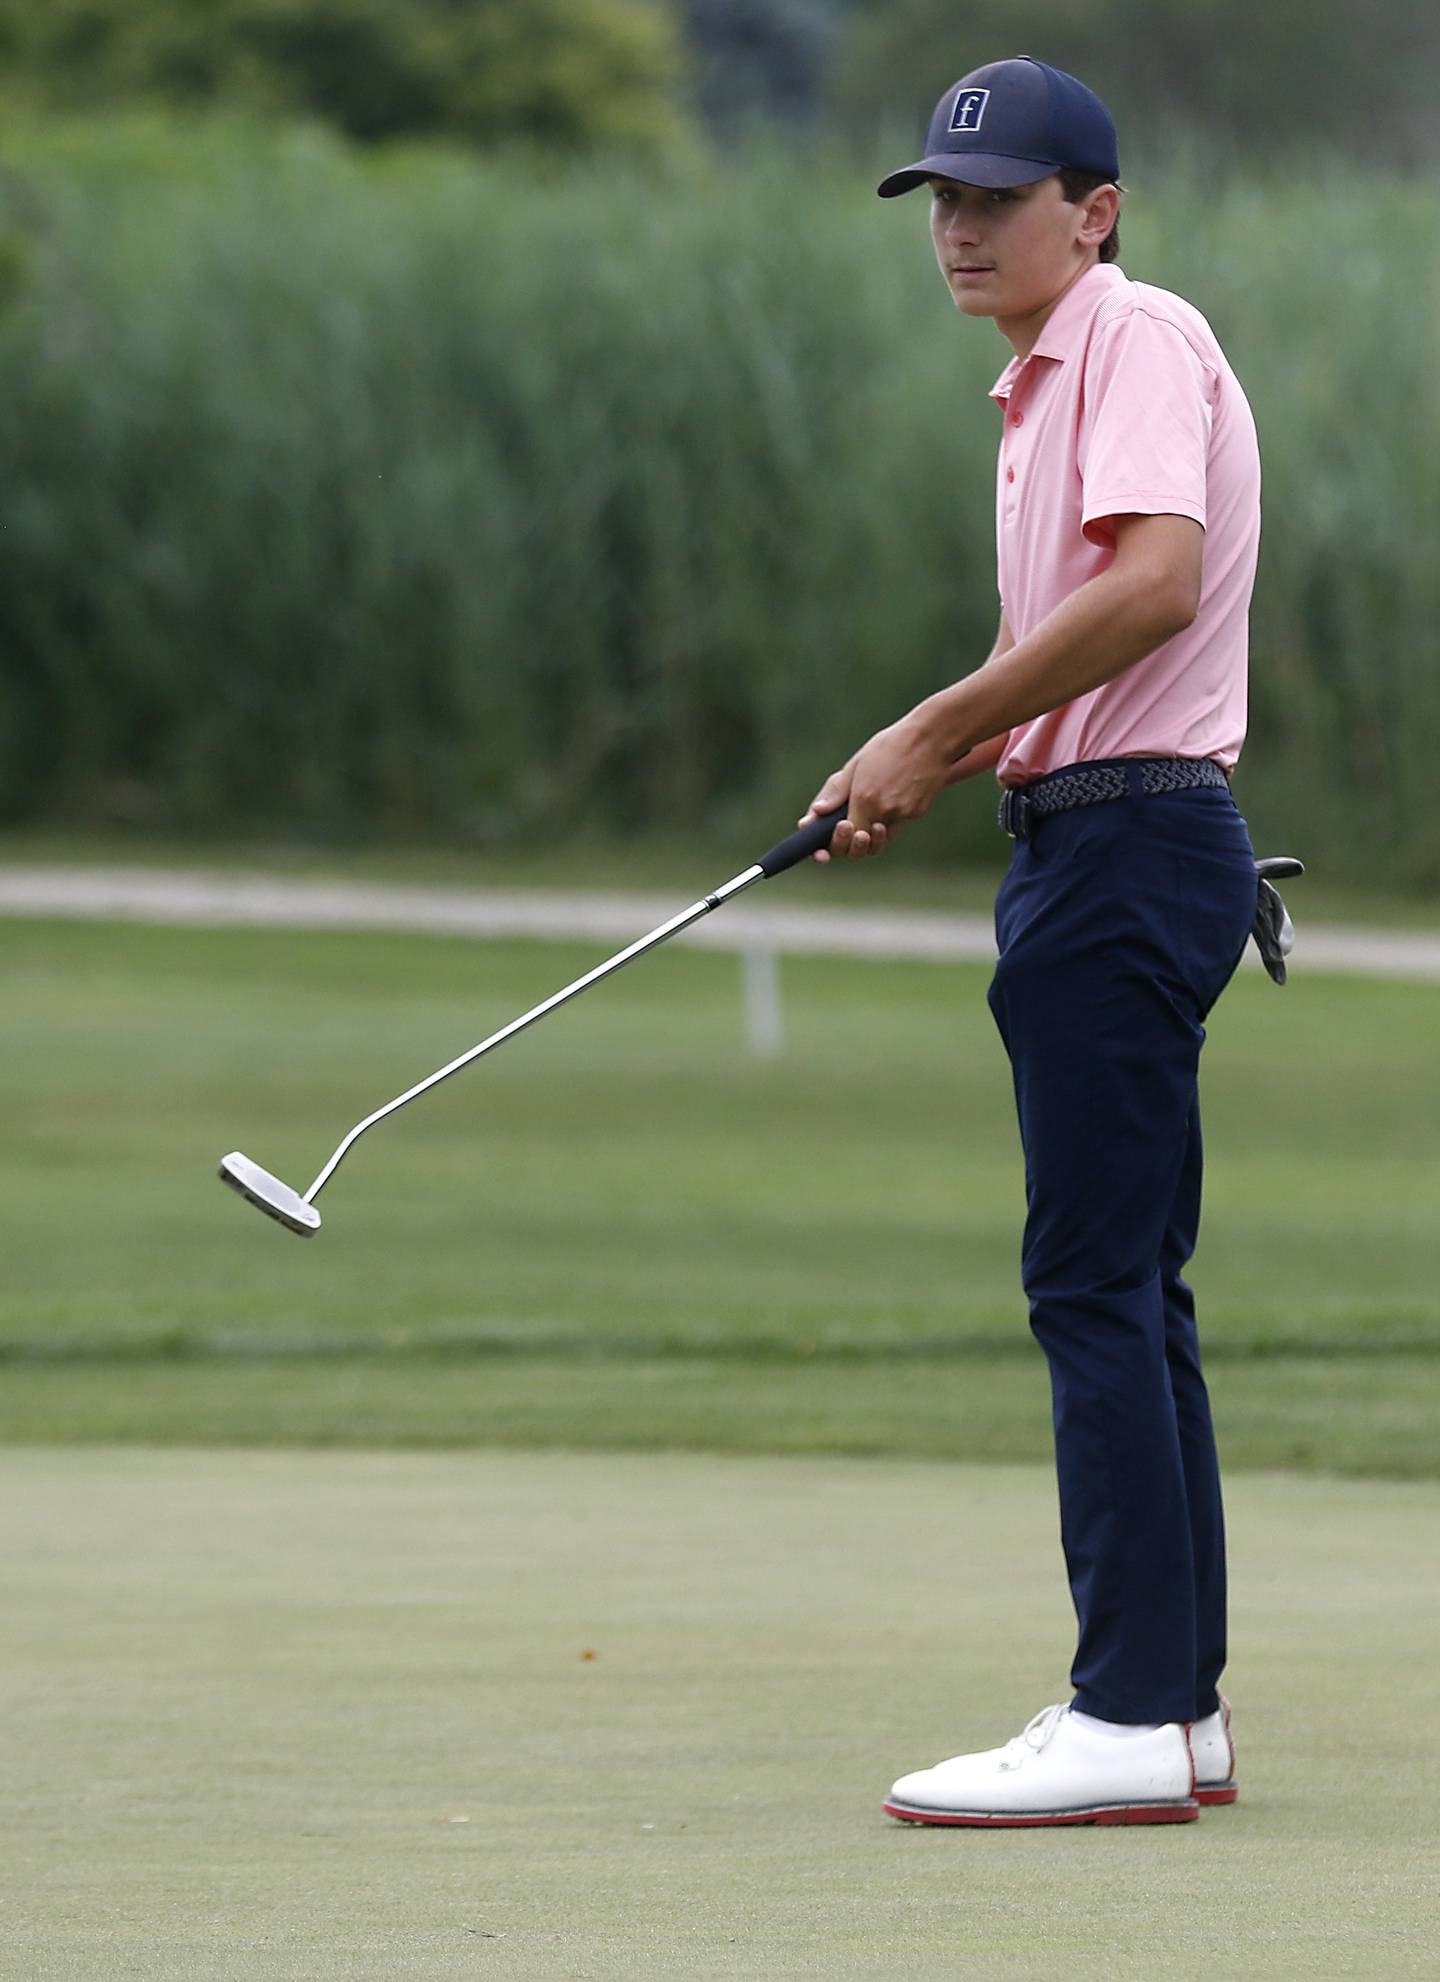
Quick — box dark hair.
[1056,169,1124,264]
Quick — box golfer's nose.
[944,206,983,248]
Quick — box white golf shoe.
[884,1703,1199,1828]
[1187,1693,1238,1805]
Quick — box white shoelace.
[998,1703,1068,1766]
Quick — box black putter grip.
[756,807,848,879]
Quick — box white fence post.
[742,945,784,1057]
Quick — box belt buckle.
[999,788,1035,840]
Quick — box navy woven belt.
[998,756,1229,840]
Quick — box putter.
[219,807,848,1235]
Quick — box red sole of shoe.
[883,1798,1200,1828]
[1195,1784,1238,1805]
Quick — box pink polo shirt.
[988,261,1260,787]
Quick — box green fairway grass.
[4,1447,1437,1981]
[2,917,1437,1472]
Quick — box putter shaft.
[301,863,766,1204]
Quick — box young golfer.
[800,55,1258,1825]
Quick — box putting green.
[5,1448,1436,1980]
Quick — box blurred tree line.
[1,0,1434,168]
[826,0,1438,171]
[0,0,688,153]
[0,123,1433,879]
[0,5,1434,879]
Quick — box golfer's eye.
[934,188,1015,211]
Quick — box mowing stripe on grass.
[2,1323,1439,1365]
[3,1355,1438,1480]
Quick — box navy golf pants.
[986,770,1259,1726]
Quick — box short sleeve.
[1077,310,1215,550]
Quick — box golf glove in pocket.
[1252,856,1304,985]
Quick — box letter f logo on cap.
[949,88,989,133]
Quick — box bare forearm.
[914,567,1193,760]
[943,732,1008,785]
[940,618,1015,783]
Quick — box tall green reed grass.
[0,113,1434,883]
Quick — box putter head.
[218,1151,321,1236]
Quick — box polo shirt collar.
[988,262,1129,401]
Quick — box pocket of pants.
[1147,795,1260,1015]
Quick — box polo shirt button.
[1011,413,1023,426]
[1007,466,1015,483]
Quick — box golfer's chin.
[948,278,1005,318]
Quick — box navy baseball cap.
[877,56,1119,198]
